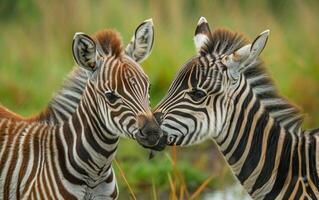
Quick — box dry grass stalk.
[167,172,178,200]
[189,175,214,200]
[152,177,157,200]
[114,158,137,200]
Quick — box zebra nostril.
[136,132,146,145]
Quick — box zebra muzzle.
[136,130,160,146]
[136,114,166,150]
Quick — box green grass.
[0,0,319,199]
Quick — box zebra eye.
[187,89,206,101]
[105,92,120,104]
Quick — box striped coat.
[154,17,319,199]
[0,20,164,200]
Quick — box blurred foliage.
[0,0,318,199]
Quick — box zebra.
[154,17,319,199]
[0,19,160,199]
[0,19,155,125]
[0,20,165,200]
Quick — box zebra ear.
[223,30,270,69]
[72,32,98,71]
[125,18,154,63]
[222,44,251,68]
[248,29,269,61]
[194,17,212,55]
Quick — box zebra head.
[154,17,269,146]
[72,19,165,150]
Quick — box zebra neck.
[216,85,303,198]
[56,85,119,185]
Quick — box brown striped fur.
[0,21,156,199]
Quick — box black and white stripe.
[0,19,162,200]
[154,17,319,199]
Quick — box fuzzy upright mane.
[209,28,304,133]
[93,29,123,57]
[206,29,249,56]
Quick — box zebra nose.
[136,114,163,147]
[138,128,160,145]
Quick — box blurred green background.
[0,0,318,199]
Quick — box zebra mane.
[0,67,87,124]
[208,29,304,133]
[35,67,88,124]
[93,29,123,57]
